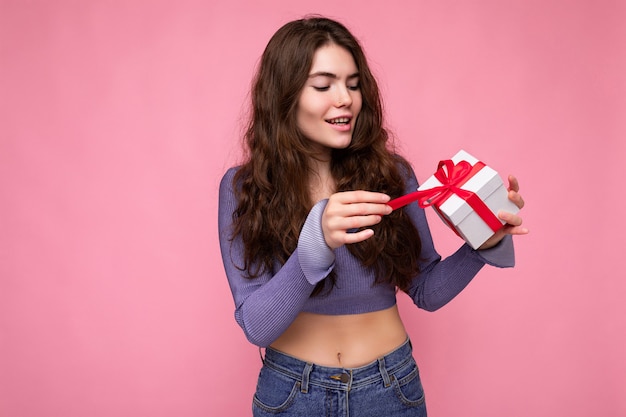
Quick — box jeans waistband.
[262,338,413,392]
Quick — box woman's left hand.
[478,175,529,250]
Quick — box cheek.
[352,93,363,115]
[297,96,319,123]
[296,110,322,139]
[297,102,326,128]
[296,108,316,130]
[354,104,363,122]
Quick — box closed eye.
[313,84,359,92]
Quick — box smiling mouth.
[325,117,351,125]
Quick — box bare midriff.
[269,304,408,368]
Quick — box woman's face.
[296,43,362,159]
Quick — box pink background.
[1,1,624,416]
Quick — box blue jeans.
[252,339,427,416]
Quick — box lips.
[325,116,351,125]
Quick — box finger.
[507,175,520,193]
[326,213,384,232]
[342,202,393,217]
[332,190,391,204]
[504,225,530,235]
[508,190,525,209]
[498,211,530,235]
[497,211,523,227]
[326,199,392,218]
[325,226,377,248]
[342,228,376,244]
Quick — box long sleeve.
[218,163,518,346]
[402,164,516,311]
[218,168,334,347]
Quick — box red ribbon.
[388,159,503,234]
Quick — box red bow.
[388,159,503,233]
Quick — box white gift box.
[418,150,520,249]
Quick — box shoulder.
[218,167,244,229]
[220,166,241,183]
[219,166,242,192]
[391,154,418,186]
[218,166,244,209]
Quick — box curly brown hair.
[231,16,422,294]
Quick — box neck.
[308,156,334,203]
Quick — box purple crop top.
[218,164,515,347]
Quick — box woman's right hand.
[322,191,392,249]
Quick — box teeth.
[328,117,350,124]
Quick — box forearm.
[219,170,334,346]
[402,163,516,311]
[233,251,316,346]
[409,244,485,311]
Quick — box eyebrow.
[308,71,360,80]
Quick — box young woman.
[218,16,527,417]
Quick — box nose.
[335,87,353,107]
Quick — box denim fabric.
[252,339,427,417]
